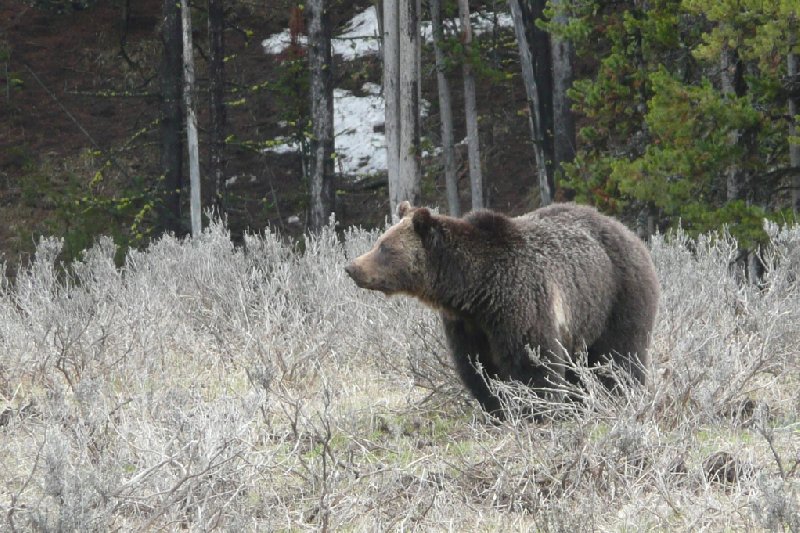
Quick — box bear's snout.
[345,261,369,288]
[345,258,390,292]
[344,262,358,280]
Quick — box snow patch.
[262,30,307,55]
[263,6,513,60]
[334,6,382,60]
[263,84,429,177]
[332,87,387,175]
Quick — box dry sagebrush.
[0,218,798,531]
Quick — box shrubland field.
[1,219,799,531]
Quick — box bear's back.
[520,203,655,280]
[521,203,660,345]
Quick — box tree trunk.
[721,44,748,203]
[549,0,576,182]
[384,0,420,216]
[528,0,555,180]
[208,0,225,213]
[383,0,401,216]
[399,0,421,207]
[458,0,483,209]
[159,0,183,233]
[789,33,800,215]
[180,0,201,237]
[430,0,460,216]
[307,0,335,231]
[508,0,551,205]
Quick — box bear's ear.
[412,207,434,237]
[397,201,413,219]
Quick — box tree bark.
[399,0,421,208]
[789,32,800,215]
[528,0,554,179]
[508,0,551,205]
[430,0,460,216]
[159,0,183,233]
[458,0,483,209]
[720,44,747,203]
[383,0,401,216]
[384,0,420,216]
[307,0,336,231]
[549,0,576,181]
[181,0,201,237]
[208,0,225,213]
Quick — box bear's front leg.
[441,315,505,418]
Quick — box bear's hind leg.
[587,318,650,390]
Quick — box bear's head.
[344,201,442,298]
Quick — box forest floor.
[1,0,537,271]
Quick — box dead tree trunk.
[430,0,460,216]
[399,0,421,207]
[180,0,201,237]
[159,0,183,233]
[549,0,576,182]
[458,0,483,209]
[208,0,225,213]
[721,45,747,203]
[384,0,420,216]
[789,32,800,215]
[508,0,551,205]
[383,0,400,216]
[307,0,336,231]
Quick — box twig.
[755,413,787,481]
[22,63,132,180]
[7,432,45,533]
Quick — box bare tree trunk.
[118,0,137,68]
[789,31,800,216]
[508,0,551,205]
[399,0,421,207]
[308,0,335,231]
[529,0,554,178]
[458,0,483,209]
[159,0,183,233]
[416,0,422,109]
[384,0,420,216]
[208,0,225,213]
[430,0,460,216]
[549,0,576,182]
[383,0,401,216]
[181,0,201,237]
[720,43,752,205]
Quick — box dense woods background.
[1,0,797,267]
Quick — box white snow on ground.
[334,6,382,60]
[332,84,387,175]
[261,6,379,60]
[263,6,512,60]
[264,83,428,176]
[262,6,508,176]
[262,30,307,55]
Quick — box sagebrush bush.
[0,218,798,531]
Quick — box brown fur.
[345,201,660,418]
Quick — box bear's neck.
[424,244,497,318]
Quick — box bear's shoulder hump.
[464,209,515,234]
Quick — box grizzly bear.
[345,202,660,418]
